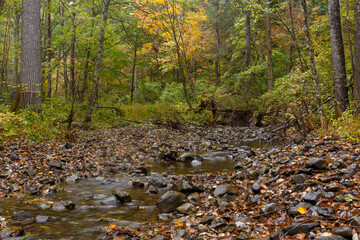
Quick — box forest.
[1,0,360,239]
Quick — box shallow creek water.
[0,139,273,239]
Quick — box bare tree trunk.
[214,0,220,85]
[131,46,137,103]
[244,11,252,100]
[0,8,11,93]
[345,0,354,75]
[83,0,110,127]
[70,1,76,100]
[354,0,360,111]
[13,10,20,88]
[80,46,91,103]
[328,0,349,112]
[266,3,274,90]
[289,0,305,72]
[20,0,41,109]
[301,0,324,123]
[46,0,52,98]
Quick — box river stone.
[52,202,66,211]
[351,216,360,226]
[326,183,344,192]
[112,189,132,203]
[305,158,327,169]
[159,150,177,161]
[148,185,159,194]
[25,169,36,177]
[65,174,79,184]
[209,217,227,229]
[158,213,173,221]
[260,203,277,214]
[132,180,145,188]
[214,184,239,197]
[176,203,196,215]
[334,227,353,238]
[64,143,72,149]
[102,196,118,205]
[315,236,347,240]
[48,161,62,169]
[150,177,167,188]
[38,202,50,209]
[174,229,187,239]
[156,191,186,213]
[12,211,32,220]
[10,154,19,161]
[251,183,263,194]
[303,192,323,204]
[283,222,320,235]
[293,174,307,184]
[36,215,49,223]
[200,215,214,224]
[191,160,202,166]
[246,170,259,180]
[0,230,12,238]
[179,180,205,194]
[288,202,313,216]
[179,153,194,162]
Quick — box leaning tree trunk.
[83,0,110,128]
[19,0,41,109]
[266,3,274,90]
[328,0,349,112]
[354,0,360,112]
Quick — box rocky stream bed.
[1,125,360,239]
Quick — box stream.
[0,138,275,239]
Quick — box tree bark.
[301,0,323,122]
[20,0,41,109]
[70,0,76,100]
[346,0,354,75]
[46,0,52,98]
[131,46,137,103]
[354,0,360,111]
[266,2,274,90]
[328,0,349,112]
[83,0,110,127]
[13,10,20,88]
[244,11,252,100]
[214,0,220,85]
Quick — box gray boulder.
[156,191,186,213]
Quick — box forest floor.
[0,124,360,239]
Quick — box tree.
[327,0,349,112]
[19,0,41,109]
[83,0,111,127]
[266,0,274,90]
[354,0,360,112]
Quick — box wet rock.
[158,213,173,221]
[148,185,159,194]
[305,158,327,169]
[156,191,186,213]
[292,174,307,184]
[39,178,55,185]
[176,203,196,215]
[283,222,320,235]
[65,202,76,210]
[303,192,323,204]
[65,174,79,184]
[326,183,344,192]
[334,226,352,238]
[38,202,50,209]
[12,211,32,220]
[36,215,49,223]
[93,194,107,200]
[288,202,313,216]
[132,180,145,188]
[351,216,360,226]
[159,150,177,161]
[251,183,263,194]
[200,215,214,224]
[52,202,66,211]
[112,189,132,203]
[48,161,62,169]
[10,154,19,161]
[209,217,227,229]
[179,180,205,194]
[133,165,149,175]
[260,203,277,214]
[246,170,259,180]
[174,229,187,239]
[150,177,167,188]
[191,160,202,166]
[102,196,118,205]
[179,153,194,162]
[213,184,239,197]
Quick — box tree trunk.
[354,0,360,111]
[80,46,91,103]
[266,3,274,90]
[0,8,11,93]
[289,0,305,72]
[244,11,252,100]
[13,10,20,88]
[70,1,76,100]
[131,46,137,103]
[328,0,349,112]
[46,0,52,98]
[301,0,324,123]
[214,0,220,85]
[19,0,41,109]
[346,0,354,76]
[83,0,110,127]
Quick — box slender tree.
[19,0,41,109]
[328,0,349,112]
[266,0,274,90]
[354,0,360,111]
